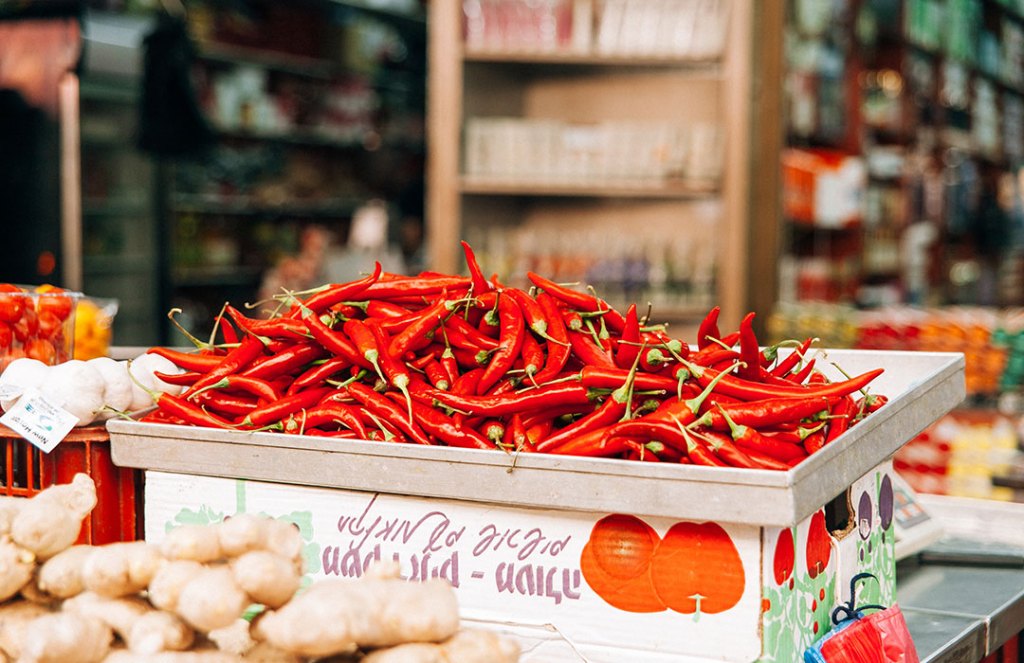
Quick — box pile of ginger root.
[0,474,520,663]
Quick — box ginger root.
[148,560,204,613]
[361,629,521,663]
[175,566,250,633]
[0,600,52,660]
[82,541,163,597]
[19,611,112,663]
[0,538,35,602]
[63,592,194,654]
[230,551,300,609]
[253,577,460,657]
[11,474,97,561]
[36,544,95,599]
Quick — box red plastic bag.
[805,573,920,663]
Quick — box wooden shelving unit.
[427,0,765,331]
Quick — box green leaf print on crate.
[166,479,322,587]
[760,510,837,662]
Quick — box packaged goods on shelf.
[463,118,722,185]
[895,410,1019,501]
[768,303,1012,397]
[781,149,866,229]
[462,0,730,58]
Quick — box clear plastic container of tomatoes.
[0,284,81,370]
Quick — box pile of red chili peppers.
[141,242,888,470]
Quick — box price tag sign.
[0,388,78,453]
[0,383,24,403]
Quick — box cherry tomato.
[36,310,63,340]
[0,284,25,323]
[12,307,38,343]
[24,338,56,364]
[35,284,74,322]
[0,323,11,349]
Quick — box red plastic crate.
[0,424,141,544]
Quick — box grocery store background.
[1,0,1023,503]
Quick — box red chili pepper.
[198,392,259,418]
[737,312,760,380]
[389,297,461,358]
[214,311,240,345]
[153,370,200,387]
[237,387,333,428]
[289,262,382,317]
[347,382,431,445]
[286,357,354,394]
[343,318,386,379]
[685,362,883,402]
[390,393,494,450]
[148,347,226,373]
[421,358,450,390]
[502,413,532,452]
[505,287,547,338]
[226,306,309,340]
[697,429,790,470]
[689,348,741,369]
[692,395,833,431]
[283,402,369,438]
[535,371,637,453]
[443,313,499,351]
[639,346,670,373]
[620,361,738,431]
[855,393,888,417]
[241,342,326,381]
[684,334,741,364]
[579,366,680,393]
[460,240,492,294]
[716,405,807,463]
[614,304,641,369]
[689,427,761,469]
[531,292,571,384]
[824,395,857,444]
[426,381,592,418]
[190,374,282,403]
[361,275,472,301]
[479,419,505,445]
[803,429,827,455]
[365,299,413,319]
[366,321,415,422]
[519,331,544,383]
[154,393,234,429]
[790,358,818,384]
[547,427,632,457]
[770,337,815,377]
[476,294,526,394]
[696,306,722,350]
[526,272,626,333]
[566,326,615,369]
[186,334,267,395]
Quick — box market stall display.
[102,243,964,661]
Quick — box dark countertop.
[898,537,1024,661]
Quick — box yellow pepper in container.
[73,298,118,361]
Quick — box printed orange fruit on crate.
[649,521,746,616]
[580,514,664,613]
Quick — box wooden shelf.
[459,177,719,199]
[463,48,723,72]
[428,0,759,331]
